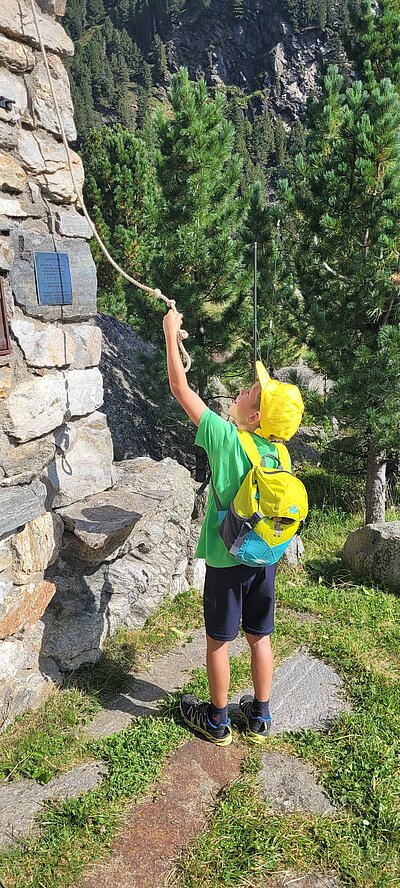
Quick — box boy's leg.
[206,635,230,709]
[239,565,276,743]
[180,566,243,745]
[245,632,273,703]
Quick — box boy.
[163,309,302,746]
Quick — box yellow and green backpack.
[212,430,308,567]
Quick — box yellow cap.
[255,360,304,441]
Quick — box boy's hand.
[163,308,183,338]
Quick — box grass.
[0,588,203,788]
[0,504,399,887]
[0,717,186,888]
[169,507,400,888]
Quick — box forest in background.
[63,0,400,519]
[64,0,365,183]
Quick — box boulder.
[0,153,26,192]
[37,0,68,15]
[186,521,206,590]
[97,314,195,468]
[342,522,400,593]
[11,313,102,369]
[10,512,64,584]
[275,358,333,395]
[63,367,103,417]
[0,431,55,486]
[0,621,61,731]
[55,207,93,239]
[3,372,67,441]
[46,411,114,508]
[0,578,56,639]
[44,457,195,669]
[29,52,77,143]
[287,427,321,467]
[0,1,74,57]
[282,534,305,568]
[0,479,46,537]
[0,33,35,74]
[57,488,145,564]
[9,229,97,321]
[40,560,109,670]
[0,67,30,125]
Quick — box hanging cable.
[265,218,281,370]
[28,0,191,372]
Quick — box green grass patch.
[169,509,400,888]
[1,511,399,887]
[0,717,186,888]
[0,689,100,784]
[298,467,364,514]
[0,588,203,786]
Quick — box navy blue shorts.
[203,563,276,642]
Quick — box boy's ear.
[247,409,261,425]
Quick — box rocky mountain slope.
[65,0,353,144]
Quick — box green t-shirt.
[195,408,279,568]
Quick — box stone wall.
[0,1,196,730]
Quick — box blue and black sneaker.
[180,694,232,746]
[239,695,272,744]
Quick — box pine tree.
[152,34,168,81]
[228,92,255,188]
[287,64,400,522]
[274,117,288,170]
[240,181,301,379]
[340,0,400,90]
[251,107,275,182]
[150,69,247,474]
[232,0,244,19]
[81,126,158,320]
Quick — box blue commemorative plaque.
[33,251,73,305]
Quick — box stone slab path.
[79,739,246,888]
[0,629,351,888]
[230,650,351,734]
[0,762,107,849]
[87,630,248,739]
[258,751,336,815]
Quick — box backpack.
[211,429,308,567]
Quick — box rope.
[28,0,191,372]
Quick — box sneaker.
[180,694,232,746]
[239,695,272,744]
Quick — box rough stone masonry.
[0,0,196,730]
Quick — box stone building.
[0,1,195,730]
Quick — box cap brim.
[256,360,270,390]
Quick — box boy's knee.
[206,634,231,650]
[245,631,271,648]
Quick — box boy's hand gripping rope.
[28,0,191,372]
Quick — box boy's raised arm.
[163,309,207,427]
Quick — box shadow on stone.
[39,568,123,700]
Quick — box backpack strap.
[237,429,280,468]
[274,441,292,473]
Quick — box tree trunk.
[365,445,386,524]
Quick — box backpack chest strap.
[237,429,280,469]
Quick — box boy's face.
[228,382,262,428]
